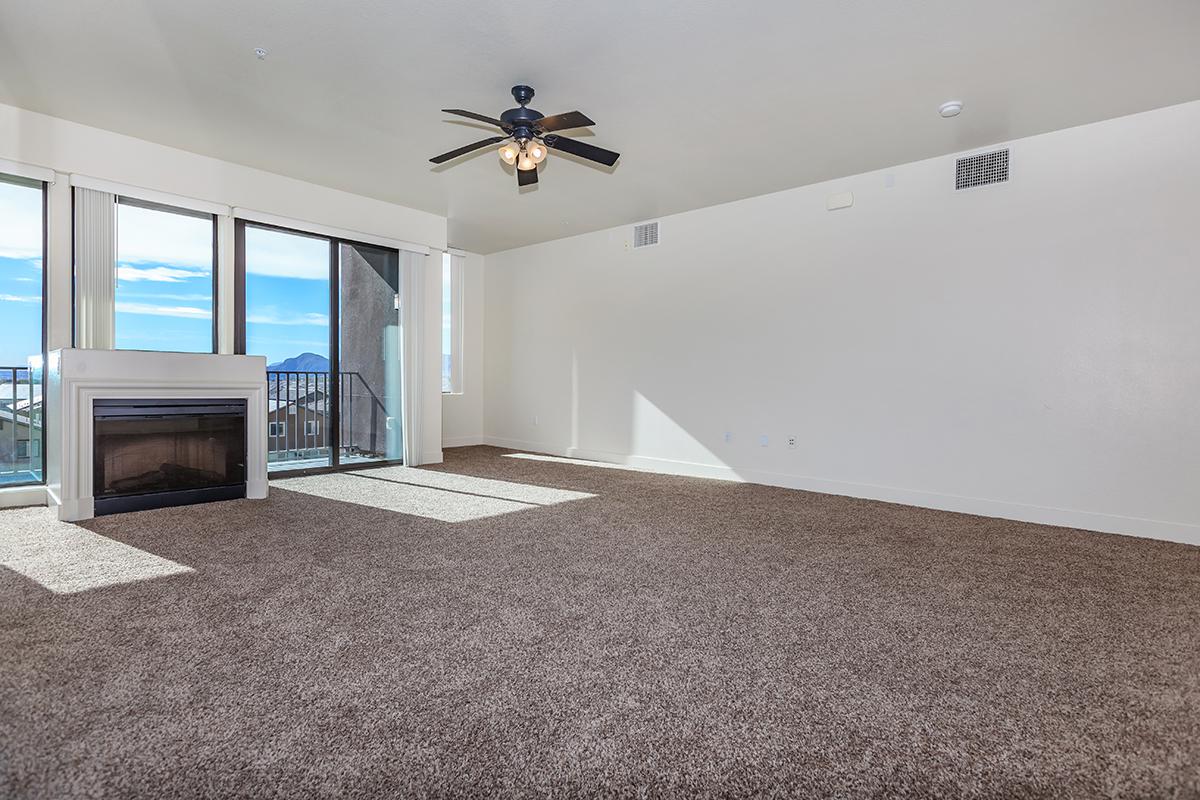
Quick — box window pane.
[115,202,214,352]
[244,225,331,471]
[339,242,402,465]
[442,252,452,392]
[0,175,44,485]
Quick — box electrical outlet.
[724,431,733,444]
[787,436,798,449]
[759,435,769,447]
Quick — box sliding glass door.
[236,220,402,473]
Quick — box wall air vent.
[633,221,659,249]
[956,148,1009,190]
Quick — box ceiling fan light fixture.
[431,86,621,184]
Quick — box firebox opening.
[93,399,247,516]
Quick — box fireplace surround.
[48,348,269,521]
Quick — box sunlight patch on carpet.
[0,506,193,594]
[273,467,595,523]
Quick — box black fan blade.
[441,109,508,129]
[429,136,506,164]
[517,165,539,187]
[536,110,595,132]
[544,135,620,167]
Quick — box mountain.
[267,352,330,372]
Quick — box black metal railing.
[265,370,390,466]
[0,365,42,481]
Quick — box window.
[0,172,45,486]
[305,420,318,436]
[269,422,281,437]
[115,198,216,353]
[441,251,463,393]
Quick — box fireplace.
[92,398,247,515]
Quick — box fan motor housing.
[501,107,544,140]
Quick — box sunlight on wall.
[503,452,654,474]
[631,391,727,467]
[0,507,193,594]
[274,465,595,523]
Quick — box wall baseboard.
[0,484,48,510]
[481,436,1199,548]
[443,435,485,449]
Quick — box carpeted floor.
[1,446,1198,799]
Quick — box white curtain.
[73,187,116,349]
[399,249,427,465]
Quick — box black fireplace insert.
[93,398,247,516]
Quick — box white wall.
[443,252,486,447]
[0,102,448,474]
[483,100,1200,546]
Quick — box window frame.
[0,171,48,488]
[114,195,219,355]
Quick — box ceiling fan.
[430,85,620,187]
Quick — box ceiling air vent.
[956,148,1009,190]
[633,221,659,249]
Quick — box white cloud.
[244,226,330,280]
[253,336,329,350]
[0,293,40,303]
[115,301,212,320]
[117,265,207,283]
[116,204,213,269]
[119,291,212,302]
[247,308,329,327]
[0,181,43,261]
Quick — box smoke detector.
[939,101,964,118]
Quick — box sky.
[0,182,450,374]
[114,203,214,353]
[0,180,334,367]
[243,226,330,365]
[117,205,333,365]
[0,179,43,368]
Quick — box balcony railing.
[2,367,390,481]
[266,370,391,468]
[0,365,43,484]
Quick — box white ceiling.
[1,0,1198,254]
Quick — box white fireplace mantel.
[47,348,269,521]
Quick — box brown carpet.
[1,446,1198,799]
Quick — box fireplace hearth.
[93,398,247,515]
